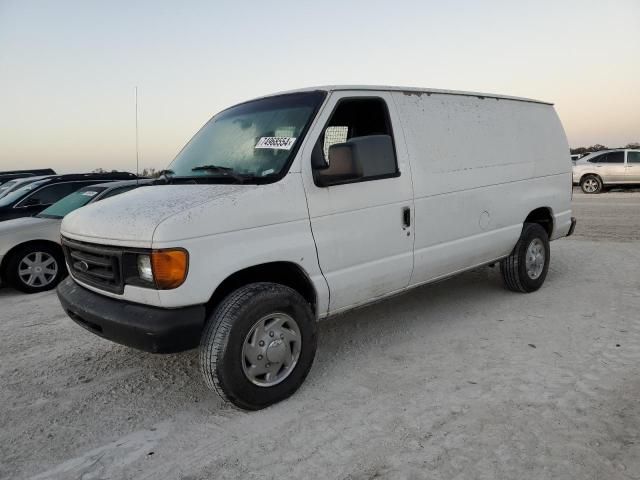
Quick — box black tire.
[4,243,66,294]
[200,282,317,410]
[580,174,602,194]
[500,223,550,293]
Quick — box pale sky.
[1,0,638,174]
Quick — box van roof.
[263,85,553,106]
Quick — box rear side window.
[593,152,624,163]
[628,152,640,163]
[319,97,398,180]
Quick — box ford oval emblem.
[75,261,89,272]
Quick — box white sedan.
[0,179,151,293]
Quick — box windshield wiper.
[191,165,246,183]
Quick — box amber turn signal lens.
[150,249,188,289]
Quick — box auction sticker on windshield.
[255,137,296,150]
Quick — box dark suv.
[0,172,138,222]
[0,169,57,186]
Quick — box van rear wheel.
[500,223,550,293]
[199,282,317,410]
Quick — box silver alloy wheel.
[18,251,58,287]
[241,312,302,387]
[525,238,545,280]
[582,178,598,193]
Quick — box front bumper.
[567,217,577,237]
[57,277,206,353]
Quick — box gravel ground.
[1,191,640,480]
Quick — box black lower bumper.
[567,216,577,237]
[57,277,206,353]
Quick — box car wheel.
[500,223,550,293]
[5,243,66,293]
[200,282,317,410]
[581,175,602,194]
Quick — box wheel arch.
[524,207,554,238]
[580,172,603,185]
[206,261,318,318]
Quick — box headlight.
[130,249,188,290]
[137,254,153,282]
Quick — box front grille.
[62,237,124,294]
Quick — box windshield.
[37,187,107,219]
[0,176,49,199]
[166,91,325,182]
[0,179,49,207]
[0,180,20,198]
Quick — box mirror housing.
[21,197,41,207]
[315,142,363,187]
[311,140,329,170]
[315,134,395,187]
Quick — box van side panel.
[392,92,571,286]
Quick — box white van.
[57,86,576,409]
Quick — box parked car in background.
[57,85,575,410]
[572,149,640,193]
[0,175,54,199]
[0,169,56,186]
[0,172,138,222]
[0,179,152,293]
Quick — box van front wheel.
[199,282,317,410]
[500,223,550,293]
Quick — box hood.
[0,216,57,236]
[60,176,307,247]
[0,216,60,256]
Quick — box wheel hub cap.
[241,312,302,387]
[266,339,286,363]
[18,252,58,287]
[525,238,545,280]
[584,179,597,192]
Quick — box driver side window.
[314,97,399,186]
[18,183,77,207]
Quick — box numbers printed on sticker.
[255,136,297,150]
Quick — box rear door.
[301,91,414,314]
[596,151,626,183]
[625,151,640,182]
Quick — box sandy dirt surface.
[571,188,640,243]
[1,192,640,480]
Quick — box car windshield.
[166,91,325,182]
[37,187,107,219]
[0,179,49,207]
[0,180,20,198]
[0,176,49,199]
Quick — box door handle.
[402,207,411,228]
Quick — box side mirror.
[315,134,395,187]
[315,142,363,187]
[311,140,329,170]
[21,197,41,207]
